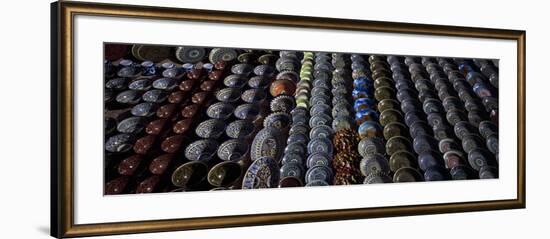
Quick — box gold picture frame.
[51,1,526,238]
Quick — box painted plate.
[195,119,226,139]
[209,48,238,63]
[225,120,255,139]
[175,46,206,63]
[184,139,219,161]
[250,127,285,162]
[217,139,249,161]
[206,102,235,120]
[242,157,280,189]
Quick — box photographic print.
[104,44,500,194]
[52,2,523,237]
